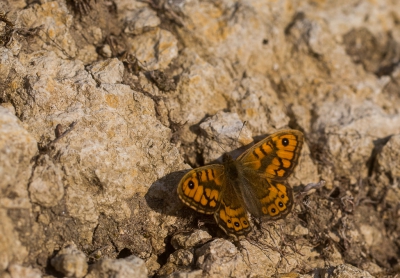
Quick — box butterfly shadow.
[144,169,188,217]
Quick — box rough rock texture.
[85,255,148,278]
[50,242,88,277]
[0,106,37,273]
[0,0,399,277]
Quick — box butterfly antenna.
[211,121,247,154]
[212,125,227,154]
[235,121,247,146]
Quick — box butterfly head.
[222,153,234,163]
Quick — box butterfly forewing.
[238,130,303,181]
[177,165,225,214]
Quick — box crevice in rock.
[156,235,175,267]
[117,248,134,259]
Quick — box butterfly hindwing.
[177,165,225,214]
[236,172,294,220]
[258,179,294,220]
[238,130,303,180]
[214,182,252,239]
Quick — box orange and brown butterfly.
[177,129,304,240]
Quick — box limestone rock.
[198,111,253,163]
[4,264,42,278]
[171,230,212,250]
[126,28,178,70]
[86,255,148,278]
[167,249,194,266]
[123,7,160,35]
[0,106,37,209]
[195,239,249,277]
[50,243,88,278]
[374,134,400,181]
[88,58,124,84]
[29,155,64,207]
[0,210,29,272]
[330,264,373,278]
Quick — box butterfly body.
[177,130,304,239]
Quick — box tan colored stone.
[51,243,88,278]
[195,239,249,277]
[198,111,253,163]
[17,2,77,58]
[124,7,160,35]
[331,264,373,278]
[0,210,29,272]
[127,28,178,70]
[29,155,64,207]
[5,264,42,278]
[88,58,124,84]
[0,106,37,209]
[166,49,231,128]
[85,256,148,278]
[167,249,194,266]
[171,230,212,250]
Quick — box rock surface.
[50,243,88,277]
[85,255,147,278]
[0,0,399,277]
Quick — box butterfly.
[177,129,304,239]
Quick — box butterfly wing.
[236,130,303,219]
[238,174,294,220]
[214,181,252,239]
[238,130,304,180]
[177,165,225,214]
